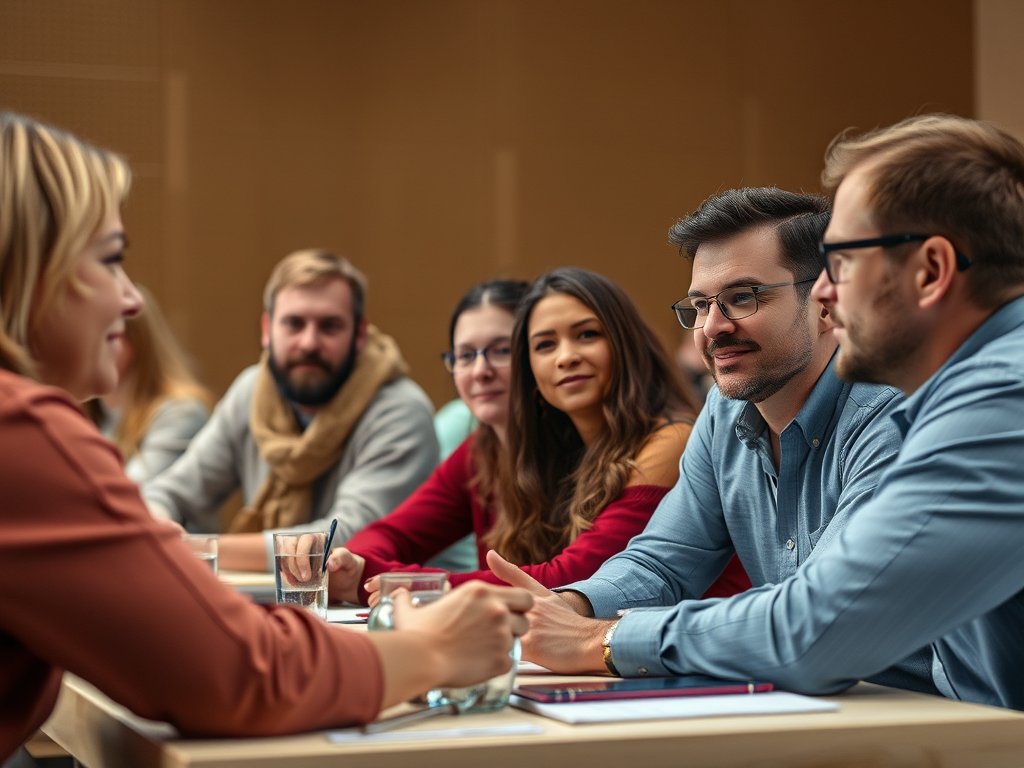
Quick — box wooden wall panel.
[0,0,973,407]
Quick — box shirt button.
[638,667,649,675]
[812,438,820,447]
[785,538,795,551]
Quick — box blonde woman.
[88,285,213,484]
[0,111,529,763]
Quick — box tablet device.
[512,675,773,703]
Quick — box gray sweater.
[143,365,439,545]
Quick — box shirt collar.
[893,295,1024,433]
[735,351,845,451]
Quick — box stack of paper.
[510,691,839,724]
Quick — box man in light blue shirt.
[496,115,1024,709]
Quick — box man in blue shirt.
[495,115,1024,709]
[489,186,906,674]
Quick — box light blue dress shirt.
[572,296,1024,709]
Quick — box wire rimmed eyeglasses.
[670,278,818,329]
[441,340,513,373]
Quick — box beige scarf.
[228,325,408,532]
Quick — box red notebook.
[512,675,773,703]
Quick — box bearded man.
[144,250,438,571]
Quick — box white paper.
[516,660,553,674]
[327,606,368,624]
[509,691,839,724]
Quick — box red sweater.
[347,436,750,604]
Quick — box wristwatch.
[602,620,621,677]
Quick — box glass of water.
[367,572,519,713]
[182,533,218,576]
[273,531,328,620]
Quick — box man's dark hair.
[668,188,831,298]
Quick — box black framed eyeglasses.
[818,233,972,283]
[670,278,818,330]
[441,339,513,373]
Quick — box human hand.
[486,550,610,675]
[362,574,385,608]
[326,547,366,604]
[391,580,532,689]
[277,532,324,585]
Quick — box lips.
[473,390,505,400]
[704,337,760,367]
[557,374,593,387]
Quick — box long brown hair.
[98,285,212,460]
[490,267,699,565]
[445,279,530,507]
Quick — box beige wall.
[1,0,973,406]
[975,0,1024,141]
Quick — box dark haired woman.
[328,270,749,604]
[492,267,747,596]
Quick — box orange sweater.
[0,369,383,762]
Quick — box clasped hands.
[323,545,611,675]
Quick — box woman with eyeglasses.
[0,112,530,763]
[329,269,750,605]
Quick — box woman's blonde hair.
[95,285,213,461]
[0,111,131,376]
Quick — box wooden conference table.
[42,670,1024,767]
[40,572,1024,767]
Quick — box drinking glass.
[367,572,519,713]
[182,533,218,576]
[273,532,328,620]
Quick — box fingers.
[364,575,380,596]
[326,549,345,573]
[296,533,319,580]
[486,550,552,597]
[508,611,530,638]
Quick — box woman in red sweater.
[329,269,750,604]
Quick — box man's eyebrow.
[688,277,764,297]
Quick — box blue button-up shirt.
[572,296,1024,709]
[566,354,903,606]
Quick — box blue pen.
[321,518,338,575]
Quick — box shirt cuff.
[557,577,629,619]
[609,608,674,677]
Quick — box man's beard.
[268,338,359,407]
[833,281,918,387]
[704,326,814,404]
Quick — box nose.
[297,323,321,351]
[555,339,580,368]
[700,300,736,339]
[470,351,495,378]
[810,269,835,309]
[120,271,144,318]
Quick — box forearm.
[365,631,457,708]
[218,533,271,572]
[558,590,595,617]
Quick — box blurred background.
[2,0,1021,407]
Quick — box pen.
[361,704,458,734]
[321,519,338,575]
